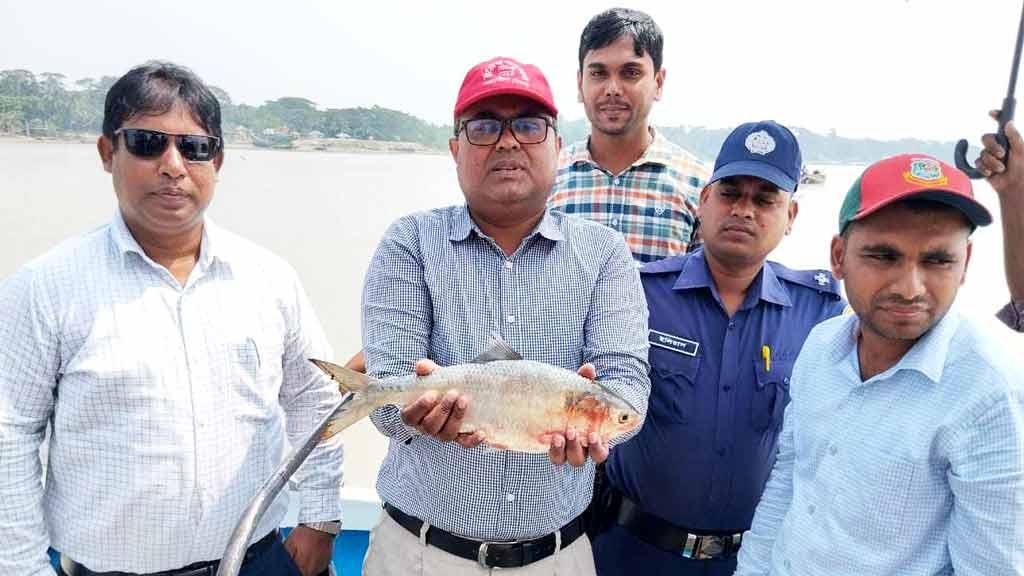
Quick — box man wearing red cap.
[734,154,1024,576]
[359,57,650,576]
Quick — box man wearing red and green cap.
[735,154,1024,576]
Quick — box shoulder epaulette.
[768,261,842,297]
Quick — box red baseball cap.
[838,154,992,233]
[453,57,557,118]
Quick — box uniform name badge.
[648,330,699,357]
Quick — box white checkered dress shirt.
[0,212,344,574]
[735,309,1024,576]
[363,205,650,541]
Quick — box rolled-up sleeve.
[996,301,1024,333]
[0,268,60,576]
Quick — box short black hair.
[578,8,664,72]
[103,61,222,145]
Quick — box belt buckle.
[478,540,522,569]
[477,542,490,568]
[681,534,725,560]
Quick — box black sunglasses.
[115,128,222,162]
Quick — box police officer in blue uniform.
[590,121,847,576]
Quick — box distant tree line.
[0,69,452,149]
[1,68,966,162]
[557,119,967,166]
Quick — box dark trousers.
[59,532,329,576]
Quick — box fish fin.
[591,379,643,415]
[309,358,373,393]
[470,333,523,363]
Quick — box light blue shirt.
[735,308,1024,576]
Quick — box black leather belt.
[59,529,278,576]
[614,495,743,560]
[384,502,584,568]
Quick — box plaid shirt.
[363,205,650,541]
[548,129,710,263]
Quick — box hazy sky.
[1,0,1019,142]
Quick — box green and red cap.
[838,154,992,233]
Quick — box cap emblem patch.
[745,130,776,155]
[482,59,529,86]
[904,157,948,186]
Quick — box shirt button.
[807,504,816,515]
[785,559,792,570]
[506,493,515,502]
[610,218,619,226]
[506,315,516,323]
[829,445,838,456]
[722,385,731,391]
[727,321,736,330]
[504,261,513,270]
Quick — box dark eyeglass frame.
[114,128,222,162]
[455,116,556,146]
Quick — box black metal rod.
[1008,2,1024,98]
[955,1,1024,178]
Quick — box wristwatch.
[301,520,341,536]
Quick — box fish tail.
[320,396,376,441]
[309,358,374,393]
[309,358,382,440]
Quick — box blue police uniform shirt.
[596,248,845,575]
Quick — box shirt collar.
[567,127,674,173]
[834,304,961,385]
[448,205,564,243]
[671,249,792,308]
[880,306,960,384]
[110,209,223,272]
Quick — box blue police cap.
[710,120,802,193]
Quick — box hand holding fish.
[400,359,486,448]
[310,335,642,454]
[546,363,610,466]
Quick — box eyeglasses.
[456,116,555,146]
[115,128,222,162]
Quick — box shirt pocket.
[750,359,793,432]
[649,349,701,425]
[833,446,917,543]
[222,331,285,417]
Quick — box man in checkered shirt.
[0,62,342,576]
[548,8,710,263]
[359,56,650,576]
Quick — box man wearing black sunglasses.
[0,62,343,576]
[359,56,650,576]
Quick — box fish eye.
[618,413,630,423]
